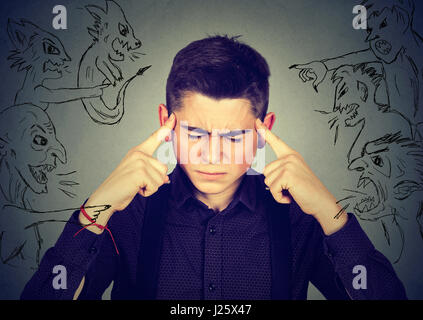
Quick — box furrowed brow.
[180,124,209,134]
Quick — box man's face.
[171,92,259,195]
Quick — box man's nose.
[47,142,67,165]
[208,134,222,164]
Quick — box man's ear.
[158,104,170,126]
[258,112,276,148]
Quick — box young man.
[21,35,406,300]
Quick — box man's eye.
[225,136,243,143]
[33,135,48,146]
[188,134,205,140]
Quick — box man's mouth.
[196,170,227,180]
[353,175,382,218]
[374,39,392,55]
[28,164,55,184]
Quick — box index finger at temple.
[255,118,294,158]
[137,113,176,156]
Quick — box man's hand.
[255,118,348,235]
[81,113,176,233]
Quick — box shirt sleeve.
[310,212,408,300]
[20,207,117,300]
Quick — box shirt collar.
[169,164,258,213]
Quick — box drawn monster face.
[330,64,382,129]
[347,133,423,221]
[86,0,142,62]
[0,104,67,195]
[366,7,409,64]
[7,19,71,80]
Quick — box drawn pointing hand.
[289,61,328,92]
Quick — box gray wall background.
[0,0,422,299]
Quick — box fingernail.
[165,136,169,142]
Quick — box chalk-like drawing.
[0,203,110,268]
[77,0,151,125]
[291,0,423,139]
[7,19,108,111]
[340,133,423,262]
[0,103,81,267]
[0,104,77,209]
[316,63,411,162]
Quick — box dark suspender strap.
[265,191,292,300]
[134,183,170,299]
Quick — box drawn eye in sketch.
[313,63,401,163]
[7,19,71,82]
[329,64,383,130]
[365,3,406,64]
[346,132,423,220]
[77,0,151,125]
[292,0,422,139]
[7,19,108,111]
[339,132,423,262]
[0,104,76,210]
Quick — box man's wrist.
[78,198,114,234]
[313,201,349,236]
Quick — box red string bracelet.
[73,204,120,255]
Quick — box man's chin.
[192,180,228,194]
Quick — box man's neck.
[194,176,243,212]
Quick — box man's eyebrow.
[219,129,251,137]
[181,124,209,134]
[180,124,250,136]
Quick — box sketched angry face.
[366,7,408,63]
[0,104,67,195]
[347,133,423,221]
[330,64,382,128]
[333,73,364,128]
[7,19,71,79]
[86,0,142,62]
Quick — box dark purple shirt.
[21,165,407,300]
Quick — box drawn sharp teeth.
[354,203,361,213]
